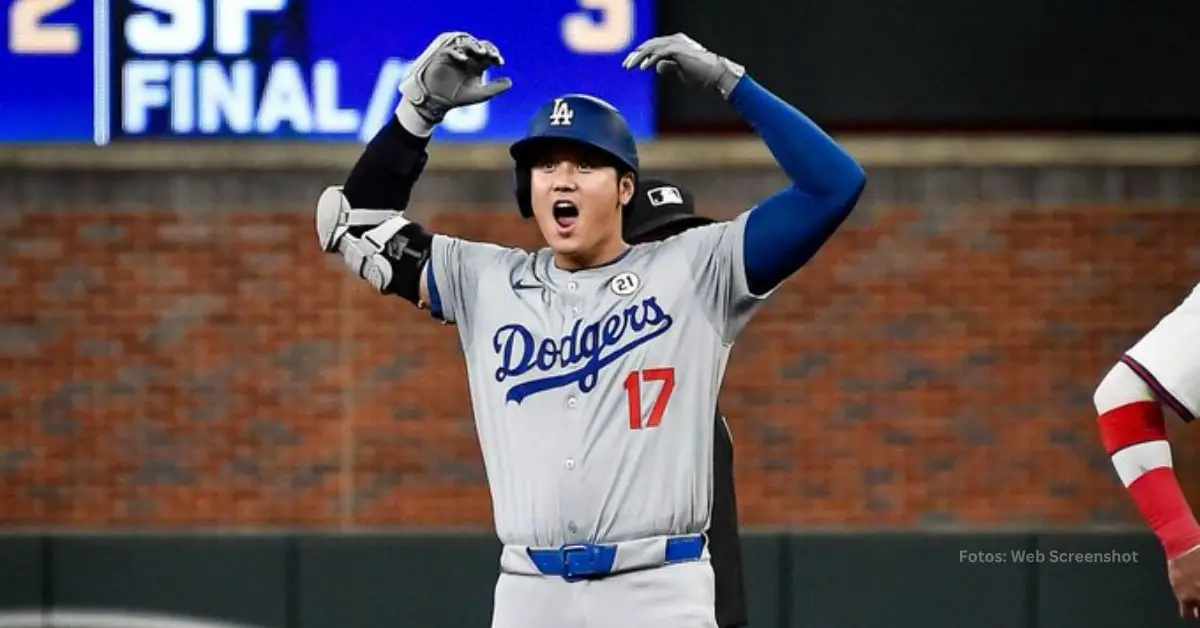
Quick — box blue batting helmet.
[509,94,640,218]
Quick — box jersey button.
[565,458,575,470]
[571,306,580,316]
[567,396,578,409]
[567,281,578,291]
[568,522,578,533]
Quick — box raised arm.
[315,31,512,320]
[321,114,436,308]
[624,35,865,296]
[727,76,865,295]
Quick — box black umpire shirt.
[711,407,747,628]
[340,117,748,628]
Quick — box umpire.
[624,178,748,628]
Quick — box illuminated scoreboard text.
[1,0,655,143]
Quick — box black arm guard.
[343,116,430,212]
[372,220,435,306]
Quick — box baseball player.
[1094,285,1200,620]
[316,30,865,628]
[624,178,747,628]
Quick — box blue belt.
[525,534,706,582]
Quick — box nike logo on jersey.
[492,296,674,404]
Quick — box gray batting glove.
[397,31,513,136]
[621,33,745,100]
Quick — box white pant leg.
[490,573,579,628]
[583,560,718,628]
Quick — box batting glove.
[398,32,512,135]
[622,33,745,99]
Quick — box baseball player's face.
[529,144,635,268]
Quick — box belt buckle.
[559,544,600,582]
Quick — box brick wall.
[3,166,1200,528]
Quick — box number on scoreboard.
[8,0,79,54]
[561,0,633,54]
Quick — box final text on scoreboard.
[118,0,488,140]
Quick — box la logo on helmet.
[549,99,574,126]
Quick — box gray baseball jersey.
[427,211,768,548]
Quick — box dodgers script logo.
[492,296,674,403]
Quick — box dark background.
[655,0,1200,133]
[0,532,1189,628]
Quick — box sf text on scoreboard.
[0,0,656,143]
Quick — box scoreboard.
[0,0,656,144]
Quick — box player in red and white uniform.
[1095,283,1200,620]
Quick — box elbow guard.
[339,214,434,306]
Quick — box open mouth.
[552,200,579,229]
